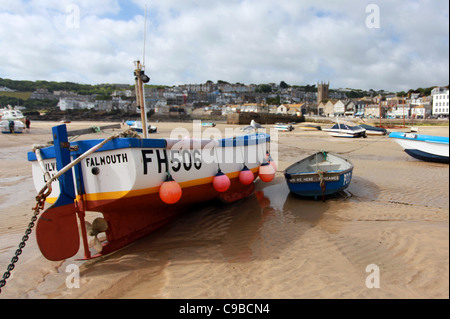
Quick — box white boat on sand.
[389,132,449,163]
[323,119,367,138]
[0,108,25,122]
[0,120,25,134]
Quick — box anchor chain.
[0,185,51,295]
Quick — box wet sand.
[0,120,448,299]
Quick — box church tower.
[317,81,330,104]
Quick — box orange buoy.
[213,170,231,192]
[239,166,254,185]
[259,162,275,182]
[159,176,182,204]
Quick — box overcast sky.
[0,0,448,92]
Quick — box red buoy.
[259,162,275,182]
[159,176,182,204]
[213,170,231,192]
[239,166,255,185]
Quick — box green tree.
[280,81,290,89]
[255,84,272,93]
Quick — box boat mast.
[402,95,405,128]
[134,5,150,138]
[134,61,149,138]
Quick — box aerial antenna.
[142,3,147,68]
[134,3,150,138]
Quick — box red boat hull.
[36,173,257,261]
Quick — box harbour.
[0,120,448,299]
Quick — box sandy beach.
[0,120,448,299]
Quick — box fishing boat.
[0,120,25,134]
[284,152,353,200]
[389,132,449,163]
[322,119,366,138]
[359,124,388,136]
[274,123,294,132]
[26,61,276,262]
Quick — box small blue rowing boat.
[389,132,449,163]
[284,152,353,200]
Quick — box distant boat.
[0,109,24,122]
[0,120,25,134]
[389,132,449,163]
[359,124,388,136]
[274,123,294,132]
[201,122,216,127]
[128,120,157,133]
[322,119,367,138]
[284,152,353,200]
[297,124,322,131]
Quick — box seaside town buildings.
[432,87,450,118]
[1,83,449,120]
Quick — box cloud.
[0,0,448,91]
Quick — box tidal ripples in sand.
[0,122,448,299]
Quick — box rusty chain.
[0,185,51,295]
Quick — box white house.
[410,96,432,118]
[334,100,346,116]
[58,97,96,111]
[0,86,15,92]
[432,87,449,118]
[239,104,259,113]
[277,104,289,114]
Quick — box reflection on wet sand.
[0,122,448,299]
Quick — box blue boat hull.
[404,149,449,164]
[286,170,352,199]
[389,132,449,164]
[284,151,354,200]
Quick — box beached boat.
[284,152,353,200]
[201,122,216,127]
[128,120,157,133]
[322,120,366,138]
[298,124,322,131]
[389,132,449,163]
[0,120,25,134]
[359,124,388,136]
[0,108,25,122]
[26,61,276,262]
[274,123,294,132]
